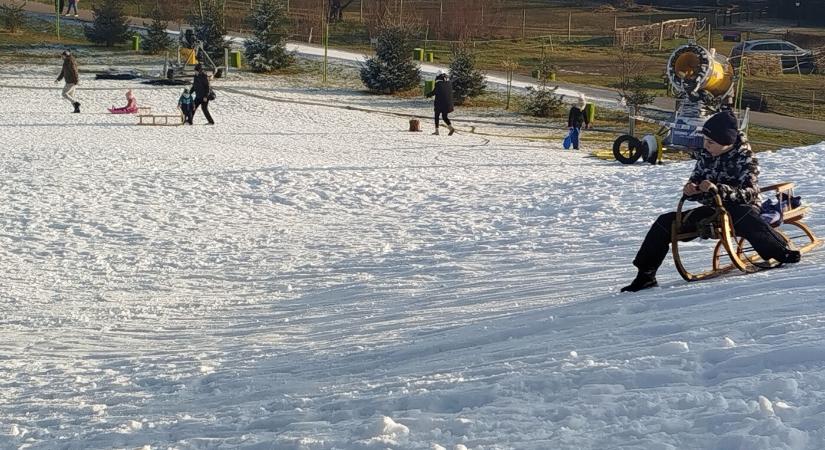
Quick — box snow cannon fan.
[667,43,735,104]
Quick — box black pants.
[194,97,214,124]
[633,204,790,273]
[181,104,194,124]
[434,110,451,128]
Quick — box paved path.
[4,0,825,137]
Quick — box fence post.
[568,12,572,42]
[658,21,664,51]
[481,4,484,24]
[323,21,329,84]
[707,20,712,49]
[522,9,526,40]
[360,0,363,23]
[439,0,443,30]
[813,92,817,118]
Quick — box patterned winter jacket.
[688,138,761,208]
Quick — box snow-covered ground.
[1,63,825,450]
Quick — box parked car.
[730,39,816,74]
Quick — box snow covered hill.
[1,65,825,450]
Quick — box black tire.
[613,135,642,164]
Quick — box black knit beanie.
[701,110,739,146]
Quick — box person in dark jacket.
[190,64,215,125]
[426,70,455,136]
[55,50,81,113]
[566,94,590,150]
[621,110,801,292]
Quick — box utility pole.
[54,0,60,41]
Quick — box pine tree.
[244,0,294,72]
[449,47,485,105]
[83,0,131,47]
[191,0,228,64]
[360,25,421,94]
[143,7,173,55]
[0,1,27,33]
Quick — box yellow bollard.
[231,50,242,68]
[423,80,435,96]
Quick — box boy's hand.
[698,180,717,193]
[683,182,700,196]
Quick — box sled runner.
[671,182,822,281]
[137,107,183,126]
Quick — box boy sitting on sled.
[621,110,801,292]
[108,89,138,114]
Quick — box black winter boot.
[621,270,658,292]
[73,102,81,113]
[776,249,801,264]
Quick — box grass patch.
[0,16,89,48]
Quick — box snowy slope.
[1,66,825,450]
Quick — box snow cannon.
[667,43,735,104]
[612,43,747,165]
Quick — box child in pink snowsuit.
[109,89,138,114]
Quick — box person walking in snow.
[620,110,801,293]
[426,70,455,136]
[566,94,590,150]
[65,0,78,17]
[178,89,195,125]
[190,64,215,125]
[55,50,81,113]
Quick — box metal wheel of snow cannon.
[671,182,822,282]
[612,135,642,164]
[640,134,663,165]
[612,134,662,164]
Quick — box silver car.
[730,39,815,73]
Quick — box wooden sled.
[137,107,183,126]
[672,182,822,282]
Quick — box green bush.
[360,25,420,94]
[83,0,131,46]
[449,46,485,105]
[0,1,26,33]
[191,0,227,64]
[244,0,294,72]
[142,7,173,54]
[523,86,564,118]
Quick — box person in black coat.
[190,64,215,125]
[566,94,590,150]
[426,71,455,136]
